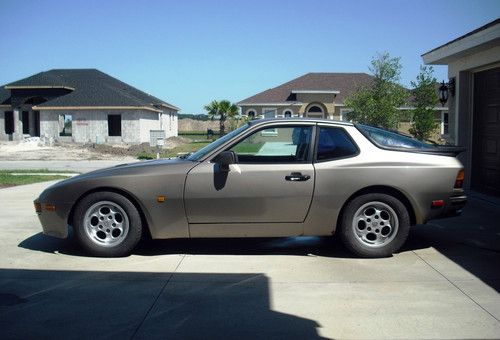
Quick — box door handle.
[285,172,311,182]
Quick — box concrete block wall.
[140,112,162,143]
[0,109,23,141]
[160,109,178,138]
[1,108,179,144]
[0,109,6,141]
[40,109,142,144]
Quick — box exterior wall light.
[438,78,456,106]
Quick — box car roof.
[247,117,354,127]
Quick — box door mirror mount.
[213,151,237,172]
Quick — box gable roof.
[238,73,374,105]
[3,69,179,111]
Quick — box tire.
[73,191,142,257]
[339,193,410,258]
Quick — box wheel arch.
[335,185,417,234]
[68,187,152,239]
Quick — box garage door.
[472,67,500,196]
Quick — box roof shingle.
[3,69,179,111]
[238,72,374,105]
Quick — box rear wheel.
[73,192,142,257]
[339,193,410,258]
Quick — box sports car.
[35,118,467,257]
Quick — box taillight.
[34,202,42,213]
[454,169,464,188]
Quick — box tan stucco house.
[238,73,375,121]
[422,18,500,196]
[238,72,449,137]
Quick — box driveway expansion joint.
[412,250,500,323]
[129,254,187,340]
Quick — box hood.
[45,157,195,190]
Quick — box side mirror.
[213,151,237,172]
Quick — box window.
[4,111,14,134]
[262,108,276,119]
[283,110,292,118]
[308,106,322,113]
[441,111,449,135]
[307,105,324,118]
[316,127,359,161]
[108,114,122,136]
[339,109,352,121]
[358,124,435,149]
[247,110,256,120]
[59,114,72,136]
[229,126,312,163]
[262,108,277,134]
[188,124,250,161]
[22,111,29,134]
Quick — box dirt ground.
[0,136,191,161]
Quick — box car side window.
[229,126,313,163]
[316,127,358,161]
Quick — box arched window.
[283,110,292,118]
[247,110,256,119]
[308,105,322,113]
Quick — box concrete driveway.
[0,181,499,339]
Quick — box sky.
[0,0,499,114]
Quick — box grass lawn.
[0,169,75,188]
[137,141,211,159]
[231,143,264,154]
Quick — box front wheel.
[73,192,142,257]
[339,193,410,258]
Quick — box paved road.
[0,160,139,173]
[0,181,499,339]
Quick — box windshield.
[187,123,251,161]
[357,124,435,149]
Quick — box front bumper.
[34,199,72,239]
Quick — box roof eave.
[237,102,304,106]
[291,90,340,94]
[32,105,163,113]
[159,103,180,111]
[422,20,500,65]
[4,85,75,91]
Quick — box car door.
[184,124,315,223]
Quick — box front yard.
[0,169,76,188]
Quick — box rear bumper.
[427,193,467,221]
[444,194,467,217]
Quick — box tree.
[345,52,408,129]
[204,99,239,135]
[409,66,439,141]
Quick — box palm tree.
[204,99,239,136]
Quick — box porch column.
[12,109,22,140]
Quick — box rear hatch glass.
[356,124,464,156]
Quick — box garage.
[472,67,500,196]
[422,18,500,196]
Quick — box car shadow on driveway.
[18,197,500,293]
[0,269,328,339]
[402,196,500,293]
[19,231,358,258]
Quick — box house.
[0,69,179,144]
[422,18,500,196]
[238,73,374,121]
[238,72,448,136]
